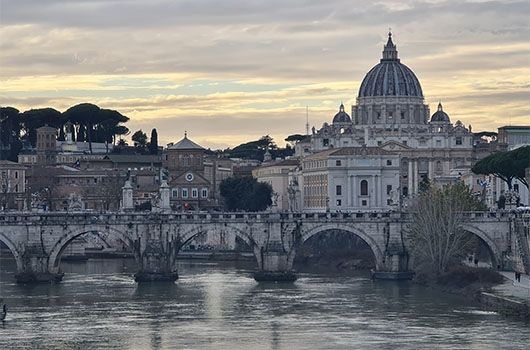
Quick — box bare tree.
[93,171,125,211]
[407,182,484,275]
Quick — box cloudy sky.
[1,0,529,148]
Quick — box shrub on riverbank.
[415,265,504,295]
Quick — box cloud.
[1,0,529,148]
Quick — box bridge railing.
[0,210,513,224]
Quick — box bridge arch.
[301,224,385,269]
[47,226,136,272]
[0,232,23,271]
[461,224,501,267]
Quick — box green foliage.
[20,108,62,147]
[132,130,148,151]
[285,134,309,143]
[220,176,272,211]
[149,128,159,155]
[472,146,530,189]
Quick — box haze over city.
[1,0,529,148]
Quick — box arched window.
[360,180,368,196]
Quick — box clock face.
[185,173,194,182]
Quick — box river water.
[0,258,528,350]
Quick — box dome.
[358,32,423,98]
[332,103,351,124]
[430,102,450,123]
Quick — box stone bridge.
[0,210,527,283]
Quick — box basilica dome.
[332,103,351,124]
[430,102,450,123]
[358,33,423,98]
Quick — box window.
[172,189,178,198]
[436,140,442,147]
[335,160,342,166]
[336,185,342,196]
[360,180,368,196]
[336,199,342,206]
[514,184,519,192]
[401,112,406,119]
[14,171,18,179]
[14,184,18,192]
[201,188,208,198]
[182,188,188,198]
[192,188,198,198]
[323,139,329,146]
[386,160,392,166]
[456,137,462,145]
[403,187,408,197]
[386,185,392,195]
[377,141,382,146]
[362,200,367,206]
[403,140,408,146]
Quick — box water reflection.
[0,258,528,350]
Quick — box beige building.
[294,32,480,203]
[0,160,27,210]
[252,159,299,211]
[299,147,400,212]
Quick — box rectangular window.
[192,188,198,198]
[336,199,341,206]
[201,188,208,198]
[514,184,519,192]
[336,185,342,196]
[362,200,367,206]
[387,185,392,195]
[182,188,188,198]
[456,137,462,145]
[14,171,18,179]
[386,160,392,166]
[436,140,442,147]
[377,141,382,146]
[335,160,342,166]
[172,189,178,198]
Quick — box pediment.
[170,171,210,186]
[380,140,412,151]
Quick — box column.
[352,175,357,208]
[428,160,434,180]
[413,160,418,194]
[122,180,133,211]
[407,160,413,196]
[378,174,383,208]
[372,174,377,208]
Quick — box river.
[0,258,528,349]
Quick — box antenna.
[305,106,309,135]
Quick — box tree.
[149,128,159,155]
[220,176,272,211]
[132,130,148,152]
[97,108,130,153]
[407,182,486,275]
[20,108,62,147]
[0,107,22,161]
[472,146,530,190]
[63,103,101,153]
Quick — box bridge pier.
[15,245,64,283]
[371,251,413,280]
[253,243,297,282]
[134,239,179,282]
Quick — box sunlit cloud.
[1,0,529,148]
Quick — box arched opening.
[0,237,19,277]
[178,227,258,274]
[48,229,137,278]
[360,180,368,196]
[295,227,383,275]
[459,226,500,269]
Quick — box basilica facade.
[290,33,478,211]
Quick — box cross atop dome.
[382,30,399,62]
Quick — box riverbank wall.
[477,292,529,321]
